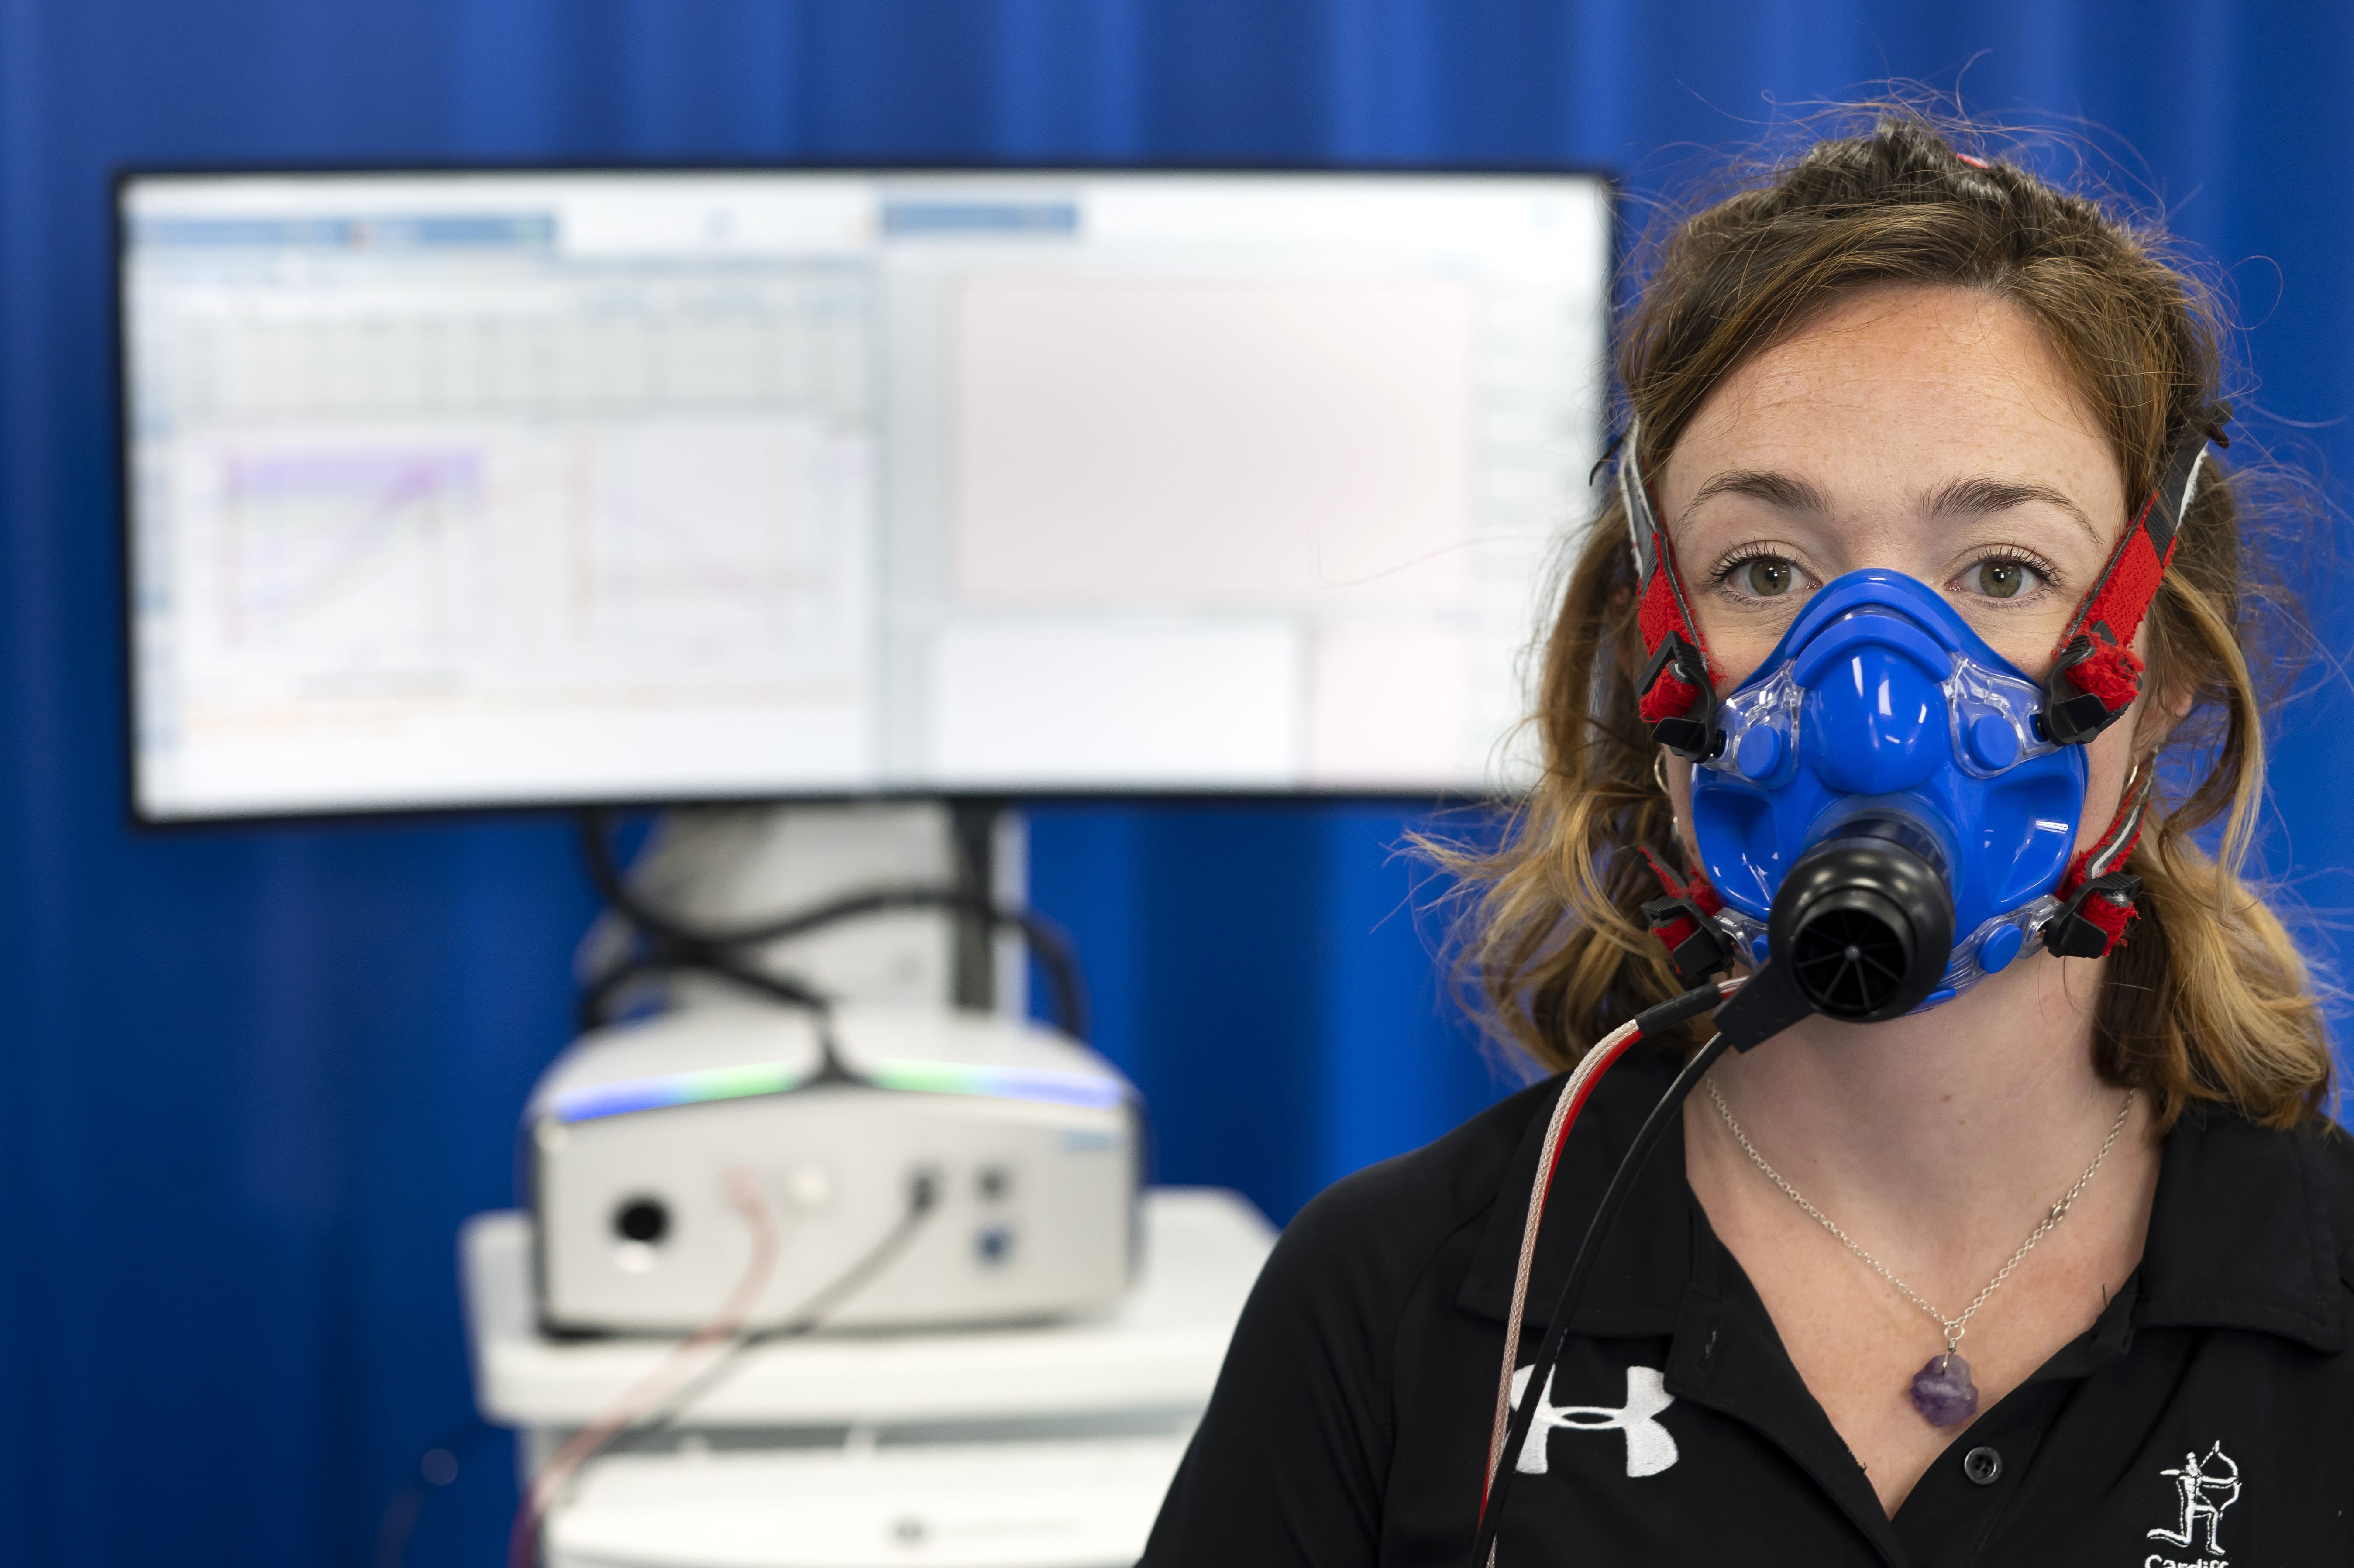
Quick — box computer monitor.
[119,168,1612,822]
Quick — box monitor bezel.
[113,160,1620,832]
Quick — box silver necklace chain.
[1706,1079,2134,1355]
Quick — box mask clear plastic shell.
[1703,652,2058,789]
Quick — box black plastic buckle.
[1640,633,1723,761]
[1640,893,1735,985]
[2038,635,2129,747]
[2041,870,2143,960]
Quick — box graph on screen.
[215,444,482,653]
[176,420,863,674]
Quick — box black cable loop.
[577,810,1091,1043]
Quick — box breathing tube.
[1465,408,2227,1567]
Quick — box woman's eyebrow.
[1680,469,1830,524]
[1922,476,2103,548]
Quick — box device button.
[1962,1446,2002,1485]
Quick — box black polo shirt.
[1143,1049,2354,1567]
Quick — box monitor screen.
[119,169,1611,821]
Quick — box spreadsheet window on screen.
[119,170,1612,819]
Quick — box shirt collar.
[1458,1049,2350,1357]
[2132,1104,2347,1353]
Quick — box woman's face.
[1654,282,2144,860]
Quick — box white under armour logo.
[1508,1362,1679,1478]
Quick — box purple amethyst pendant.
[1909,1353,1979,1427]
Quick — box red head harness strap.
[1625,406,2229,968]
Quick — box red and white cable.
[1480,976,1746,1505]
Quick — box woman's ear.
[2130,657,2197,754]
[2126,583,2198,755]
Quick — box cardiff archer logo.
[1507,1362,1678,1478]
[2143,1441,2238,1567]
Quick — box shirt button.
[1962,1446,2002,1486]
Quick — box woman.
[1143,116,2349,1565]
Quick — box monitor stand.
[578,799,1028,1020]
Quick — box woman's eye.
[1731,557,1798,598]
[1964,559,2041,600]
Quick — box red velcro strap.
[2054,491,2176,718]
[1639,845,1723,914]
[1648,911,1702,953]
[1639,671,1702,725]
[1637,843,1724,963]
[1635,552,1724,730]
[1621,428,1719,727]
[1636,540,1694,653]
[2067,890,2135,950]
[2051,789,2149,958]
[1635,538,1709,722]
[2067,642,2146,711]
[2060,813,2145,901]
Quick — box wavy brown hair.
[1443,111,2333,1132]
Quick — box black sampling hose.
[575,810,1091,1043]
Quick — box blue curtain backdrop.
[1,2,2348,1562]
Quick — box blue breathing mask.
[1687,570,2085,1010]
[1618,409,2226,1016]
